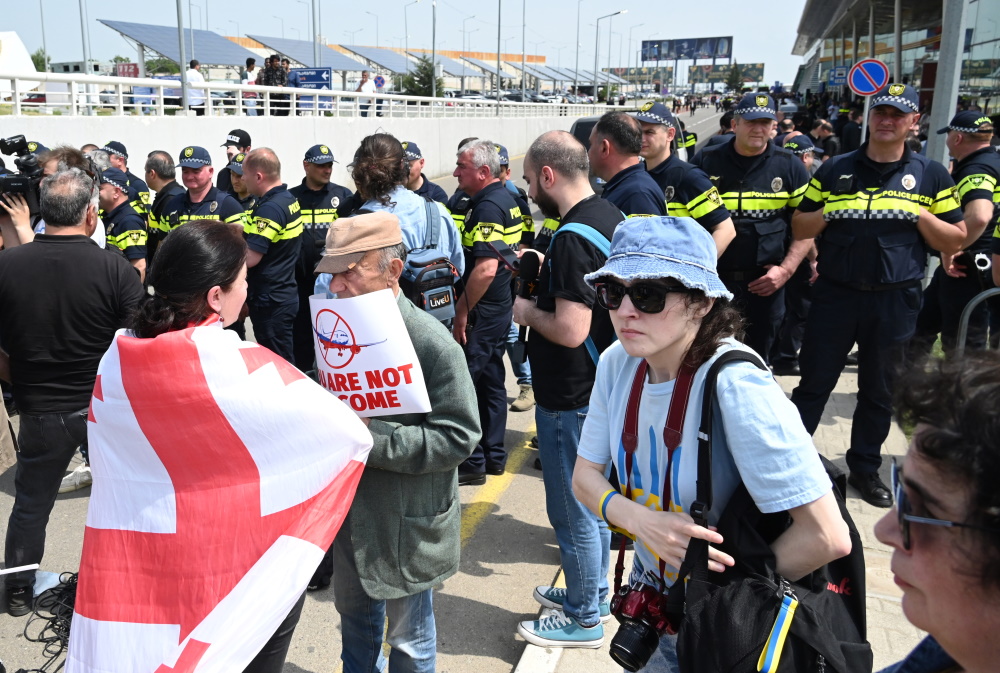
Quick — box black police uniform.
[146,181,185,262]
[245,184,303,363]
[125,170,151,219]
[646,153,730,233]
[413,175,449,205]
[287,179,354,371]
[510,184,535,248]
[790,144,963,476]
[446,189,472,231]
[532,217,560,256]
[217,167,235,196]
[692,140,810,361]
[599,163,667,218]
[102,200,147,262]
[148,186,247,262]
[457,181,522,477]
[914,146,1000,353]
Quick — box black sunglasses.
[890,460,1000,551]
[593,280,689,314]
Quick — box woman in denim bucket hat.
[572,216,852,671]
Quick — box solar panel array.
[247,35,365,71]
[100,20,259,66]
[407,52,482,78]
[461,57,513,80]
[339,46,415,75]
[531,65,570,82]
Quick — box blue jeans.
[331,523,437,673]
[4,408,88,589]
[505,320,531,385]
[535,403,610,627]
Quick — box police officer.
[226,152,258,212]
[446,136,481,232]
[587,111,666,218]
[402,141,449,204]
[218,129,251,195]
[452,138,523,484]
[148,147,248,242]
[790,84,966,507]
[770,135,823,376]
[634,101,735,254]
[677,119,697,153]
[691,92,812,362]
[911,112,1000,355]
[288,144,354,371]
[143,150,185,263]
[496,144,535,248]
[98,167,147,280]
[101,141,149,219]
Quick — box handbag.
[663,350,874,673]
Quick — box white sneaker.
[58,464,92,494]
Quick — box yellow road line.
[461,426,536,548]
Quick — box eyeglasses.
[891,460,999,551]
[593,280,689,314]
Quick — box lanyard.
[614,360,696,593]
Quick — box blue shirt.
[878,636,958,673]
[600,162,667,218]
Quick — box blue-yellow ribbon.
[757,593,798,673]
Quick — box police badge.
[901,174,916,191]
[771,177,783,192]
[184,147,194,158]
[664,186,675,202]
[707,187,722,206]
[755,95,769,108]
[641,101,655,112]
[209,201,218,213]
[888,83,905,96]
[332,196,340,208]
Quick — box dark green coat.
[339,293,480,600]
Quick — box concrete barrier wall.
[7,115,580,188]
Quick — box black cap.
[26,141,48,155]
[783,135,823,156]
[495,144,510,165]
[871,83,919,113]
[402,141,422,160]
[228,152,247,176]
[101,141,128,159]
[633,101,676,128]
[734,93,777,121]
[222,129,251,148]
[937,110,995,135]
[99,167,129,192]
[304,144,337,164]
[177,146,212,168]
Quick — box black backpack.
[399,199,459,325]
[667,351,873,673]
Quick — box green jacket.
[340,293,480,600]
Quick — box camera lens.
[609,620,661,672]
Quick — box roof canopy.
[339,45,415,75]
[247,35,365,71]
[99,20,258,66]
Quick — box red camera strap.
[613,360,696,594]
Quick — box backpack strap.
[551,222,614,367]
[420,199,440,252]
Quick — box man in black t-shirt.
[0,170,143,616]
[513,130,623,647]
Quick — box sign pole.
[861,95,871,146]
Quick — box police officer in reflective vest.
[402,141,449,205]
[790,84,966,507]
[452,139,523,484]
[692,92,812,361]
[241,148,304,363]
[634,101,736,254]
[226,152,258,212]
[289,144,354,371]
[101,141,150,220]
[98,167,147,281]
[913,111,1000,354]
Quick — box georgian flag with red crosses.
[66,322,372,672]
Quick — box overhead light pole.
[175,0,189,109]
[431,0,438,97]
[365,11,380,48]
[628,23,643,94]
[593,10,624,102]
[573,0,588,95]
[404,0,421,73]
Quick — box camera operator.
[0,168,143,616]
[513,131,624,648]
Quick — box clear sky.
[7,0,809,84]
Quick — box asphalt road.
[0,104,724,673]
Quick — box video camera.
[0,135,44,213]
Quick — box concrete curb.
[511,569,566,673]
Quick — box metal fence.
[0,72,596,119]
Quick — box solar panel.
[549,66,581,81]
[247,35,365,71]
[462,57,513,80]
[99,20,259,66]
[532,65,570,82]
[338,45,415,75]
[407,52,481,78]
[504,61,552,82]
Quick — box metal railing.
[0,71,596,119]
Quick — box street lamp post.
[431,0,438,97]
[628,23,643,94]
[521,0,526,101]
[496,0,502,105]
[187,0,196,60]
[404,0,421,73]
[365,11,380,48]
[574,0,588,95]
[594,10,625,103]
[290,27,300,39]
[39,0,49,72]
[176,0,189,110]
[273,15,284,39]
[229,20,240,38]
[605,16,618,96]
[463,29,479,94]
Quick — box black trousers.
[770,260,813,366]
[460,306,512,473]
[912,256,992,357]
[4,408,89,589]
[242,592,306,673]
[249,299,299,363]
[291,286,317,373]
[791,279,921,474]
[724,274,785,365]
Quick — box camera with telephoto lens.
[0,135,44,213]
[608,582,675,672]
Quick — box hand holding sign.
[310,289,431,416]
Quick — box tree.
[112,55,130,63]
[146,58,180,74]
[31,47,49,73]
[726,61,743,93]
[401,56,444,98]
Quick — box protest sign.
[309,289,431,416]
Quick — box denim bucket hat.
[584,216,733,300]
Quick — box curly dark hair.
[894,352,1000,592]
[351,133,409,205]
[682,291,746,369]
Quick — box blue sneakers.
[517,610,605,648]
[533,585,612,624]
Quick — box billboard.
[602,66,674,85]
[687,63,765,84]
[641,37,732,62]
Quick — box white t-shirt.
[577,338,830,588]
[186,68,206,106]
[357,79,376,104]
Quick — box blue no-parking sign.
[848,59,890,97]
[374,75,385,89]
